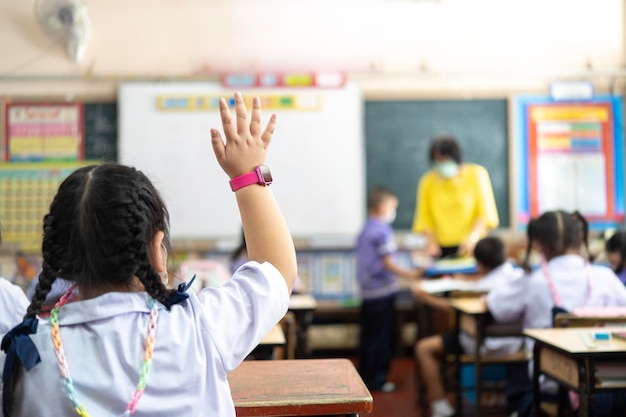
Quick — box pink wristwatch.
[229,165,273,191]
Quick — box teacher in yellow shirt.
[412,136,499,258]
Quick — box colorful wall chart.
[513,96,624,230]
[0,163,92,251]
[4,103,83,162]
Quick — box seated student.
[1,93,297,417]
[605,231,626,285]
[487,211,626,417]
[0,229,29,336]
[412,236,523,417]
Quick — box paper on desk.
[418,279,476,294]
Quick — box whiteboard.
[119,82,365,243]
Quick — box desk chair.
[276,312,297,360]
[554,313,626,329]
[420,292,526,417]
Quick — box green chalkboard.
[364,99,510,230]
[84,102,117,161]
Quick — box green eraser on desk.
[593,332,610,341]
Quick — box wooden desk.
[228,358,373,416]
[525,328,626,417]
[449,297,524,417]
[289,294,317,358]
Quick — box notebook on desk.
[424,257,478,276]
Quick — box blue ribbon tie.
[1,317,41,381]
[163,274,197,308]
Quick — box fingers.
[219,98,236,141]
[234,92,249,135]
[250,97,262,136]
[210,129,226,161]
[261,114,277,146]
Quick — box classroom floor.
[367,357,422,417]
[347,356,511,417]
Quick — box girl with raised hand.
[1,92,296,417]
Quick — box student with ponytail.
[486,210,626,416]
[1,93,297,417]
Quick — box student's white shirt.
[487,254,626,393]
[458,262,524,356]
[0,261,289,417]
[487,254,626,352]
[0,278,29,337]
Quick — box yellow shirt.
[412,163,499,247]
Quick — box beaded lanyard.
[541,259,593,308]
[49,285,159,417]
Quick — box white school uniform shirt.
[0,261,289,417]
[0,278,29,337]
[487,254,626,392]
[458,262,524,356]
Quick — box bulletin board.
[0,163,94,251]
[0,102,115,252]
[512,95,625,230]
[3,103,84,162]
[118,82,365,242]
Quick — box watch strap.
[229,171,260,191]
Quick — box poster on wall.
[513,95,625,230]
[4,103,84,162]
[0,163,93,251]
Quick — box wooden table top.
[288,294,318,311]
[228,358,373,416]
[524,327,626,354]
[449,297,488,315]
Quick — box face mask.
[383,209,396,224]
[436,161,459,178]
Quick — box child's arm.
[382,255,422,279]
[210,93,297,292]
[410,282,451,312]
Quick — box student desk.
[228,358,373,416]
[288,294,317,358]
[525,328,626,417]
[449,298,525,417]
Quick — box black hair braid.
[572,211,594,262]
[521,219,536,273]
[24,210,69,319]
[24,265,58,320]
[129,181,175,307]
[2,355,21,417]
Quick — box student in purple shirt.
[606,231,626,285]
[356,187,422,392]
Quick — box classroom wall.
[0,0,623,98]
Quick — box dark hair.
[4,163,176,416]
[230,229,247,263]
[605,231,626,275]
[367,186,396,211]
[521,210,591,273]
[429,135,462,165]
[473,236,506,271]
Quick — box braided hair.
[4,163,176,416]
[605,231,626,275]
[521,210,592,273]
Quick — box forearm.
[418,292,451,312]
[236,186,297,292]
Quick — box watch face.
[258,165,273,184]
